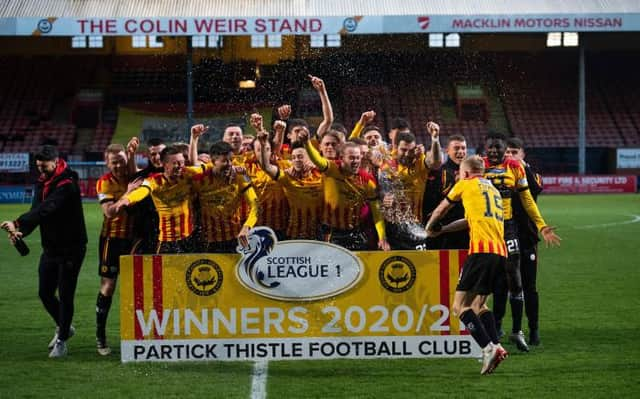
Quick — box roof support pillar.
[186,37,194,137]
[578,36,586,175]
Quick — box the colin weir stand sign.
[1,13,639,36]
[119,227,476,362]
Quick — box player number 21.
[481,191,503,221]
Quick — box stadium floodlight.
[267,35,282,48]
[429,33,444,47]
[563,32,579,47]
[71,36,87,48]
[445,33,460,47]
[238,80,256,89]
[547,32,562,47]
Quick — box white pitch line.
[575,214,640,229]
[250,360,269,399]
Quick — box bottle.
[14,237,30,256]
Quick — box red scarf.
[41,159,71,199]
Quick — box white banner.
[0,153,29,173]
[121,336,480,362]
[617,148,640,169]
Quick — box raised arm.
[189,124,208,167]
[309,75,334,138]
[126,137,140,175]
[299,128,329,172]
[254,130,278,179]
[425,121,442,169]
[349,110,376,140]
[271,120,286,156]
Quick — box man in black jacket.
[2,145,87,358]
[127,137,165,254]
[422,134,469,249]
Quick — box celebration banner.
[120,227,476,362]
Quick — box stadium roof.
[1,0,640,18]
[1,0,639,35]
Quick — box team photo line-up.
[1,75,560,374]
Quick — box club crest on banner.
[185,259,223,296]
[236,226,363,301]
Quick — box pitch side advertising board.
[542,175,637,193]
[0,185,30,203]
[120,227,477,362]
[0,153,29,173]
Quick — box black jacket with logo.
[422,157,469,249]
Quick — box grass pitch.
[0,194,639,398]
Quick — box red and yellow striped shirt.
[125,166,203,242]
[483,157,528,221]
[446,176,507,257]
[96,172,134,239]
[483,157,547,231]
[321,161,378,230]
[193,170,258,243]
[274,167,324,239]
[245,159,289,233]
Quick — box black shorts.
[386,222,428,251]
[504,219,520,255]
[204,239,238,254]
[319,225,369,251]
[131,236,159,255]
[156,237,194,254]
[99,237,133,278]
[456,253,506,295]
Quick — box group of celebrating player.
[92,75,560,374]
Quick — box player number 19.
[481,191,503,222]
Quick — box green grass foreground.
[0,194,639,398]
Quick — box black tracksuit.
[15,159,87,341]
[511,163,543,331]
[129,165,163,254]
[422,158,469,249]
